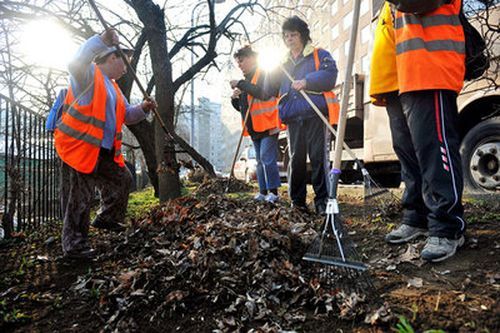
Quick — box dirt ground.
[0,185,498,333]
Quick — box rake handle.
[279,66,361,166]
[87,0,172,138]
[226,97,254,190]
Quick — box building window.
[361,55,370,73]
[361,0,369,15]
[343,11,353,30]
[331,0,338,14]
[331,24,339,40]
[361,24,371,44]
[322,23,328,34]
[313,20,320,33]
[306,8,312,19]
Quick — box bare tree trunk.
[126,121,159,196]
[130,0,181,201]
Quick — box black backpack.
[459,9,489,81]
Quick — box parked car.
[234,145,288,183]
[234,146,257,183]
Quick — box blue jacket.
[265,45,338,124]
[46,88,67,132]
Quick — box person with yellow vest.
[264,16,339,215]
[54,29,156,259]
[230,46,282,203]
[372,0,467,262]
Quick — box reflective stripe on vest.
[57,122,102,147]
[242,68,281,136]
[62,104,106,130]
[394,14,461,29]
[394,0,465,93]
[313,48,339,125]
[396,38,465,55]
[54,66,126,173]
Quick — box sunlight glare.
[20,19,78,70]
[258,46,286,72]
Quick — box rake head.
[362,172,401,222]
[302,208,374,295]
[302,199,367,272]
[309,262,376,295]
[303,234,367,271]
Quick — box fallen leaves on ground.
[81,194,374,331]
[194,177,252,196]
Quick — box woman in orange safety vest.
[230,46,283,203]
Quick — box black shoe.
[92,220,126,232]
[63,248,96,260]
[315,201,327,216]
[291,202,309,214]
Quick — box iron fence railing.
[0,93,60,236]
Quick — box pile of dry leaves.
[194,177,252,196]
[69,195,378,331]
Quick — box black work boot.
[92,219,126,232]
[63,248,96,260]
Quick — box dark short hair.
[233,45,257,59]
[282,16,311,45]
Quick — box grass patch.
[464,196,500,224]
[126,187,159,220]
[181,180,198,196]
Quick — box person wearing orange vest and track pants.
[377,0,467,262]
[230,46,282,203]
[264,16,339,215]
[369,1,431,253]
[54,29,156,259]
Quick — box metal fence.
[0,93,60,236]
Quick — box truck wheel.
[460,116,500,193]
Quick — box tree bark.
[126,121,159,196]
[130,0,181,201]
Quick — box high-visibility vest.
[54,66,126,173]
[394,0,465,93]
[369,1,398,106]
[313,48,339,125]
[243,68,281,137]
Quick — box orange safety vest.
[313,48,340,125]
[243,68,282,137]
[394,0,465,93]
[54,66,126,174]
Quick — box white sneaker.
[264,192,279,203]
[254,193,266,201]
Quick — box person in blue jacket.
[265,16,338,215]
